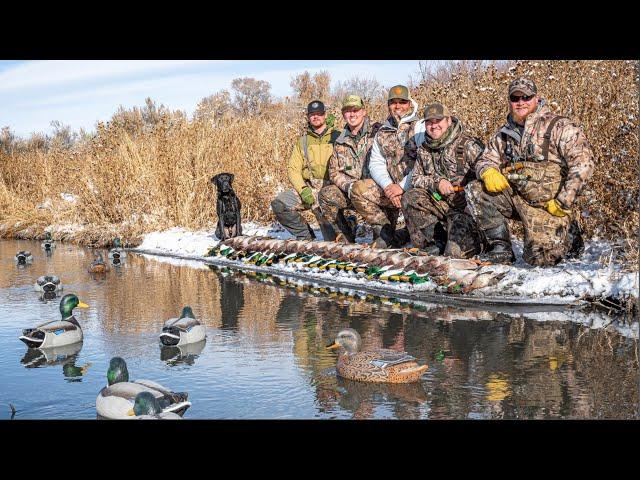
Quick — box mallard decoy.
[19,294,89,348]
[326,328,428,384]
[127,392,182,419]
[15,251,33,265]
[88,252,108,273]
[41,232,56,252]
[34,275,63,293]
[96,357,191,419]
[108,238,127,264]
[159,306,206,346]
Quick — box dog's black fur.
[211,173,242,240]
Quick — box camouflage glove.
[300,187,315,207]
[480,168,510,193]
[546,198,571,217]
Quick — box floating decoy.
[159,306,206,346]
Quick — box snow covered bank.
[136,223,638,306]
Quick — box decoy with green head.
[159,306,206,347]
[108,238,127,264]
[41,232,56,252]
[96,356,191,419]
[326,328,428,384]
[19,294,89,348]
[127,392,182,419]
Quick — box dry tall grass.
[0,60,637,262]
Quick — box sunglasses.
[509,94,535,102]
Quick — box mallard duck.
[34,275,63,293]
[108,238,127,264]
[127,392,182,420]
[15,251,33,265]
[326,328,428,384]
[41,232,56,251]
[96,357,191,419]
[19,294,89,348]
[159,306,206,346]
[88,252,108,273]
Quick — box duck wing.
[368,349,416,369]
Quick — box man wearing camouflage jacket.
[318,94,380,243]
[350,85,418,249]
[466,77,595,266]
[402,102,485,258]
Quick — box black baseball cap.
[307,100,326,115]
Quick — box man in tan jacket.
[270,100,339,240]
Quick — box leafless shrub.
[231,77,272,116]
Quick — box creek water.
[1,239,637,419]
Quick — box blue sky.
[0,60,426,138]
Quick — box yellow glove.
[546,199,571,217]
[480,168,510,193]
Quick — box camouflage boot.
[482,224,515,264]
[371,224,395,249]
[419,223,446,256]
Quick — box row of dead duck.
[12,235,430,419]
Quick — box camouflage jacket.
[475,101,595,209]
[369,99,419,189]
[411,117,484,193]
[329,117,378,193]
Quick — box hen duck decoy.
[159,306,205,346]
[326,328,428,383]
[88,252,108,273]
[96,357,191,419]
[19,294,89,348]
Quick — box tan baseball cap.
[388,85,410,102]
[342,94,364,110]
[508,77,537,96]
[424,102,451,120]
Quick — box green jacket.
[287,125,339,194]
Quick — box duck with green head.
[108,238,127,264]
[326,328,428,383]
[96,356,191,419]
[88,252,108,273]
[159,306,206,346]
[19,294,89,348]
[41,231,56,252]
[127,392,182,419]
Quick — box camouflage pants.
[402,187,482,258]
[349,179,399,228]
[318,184,357,241]
[270,180,327,240]
[466,181,572,266]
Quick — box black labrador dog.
[211,172,242,240]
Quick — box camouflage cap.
[424,102,451,121]
[387,85,410,102]
[508,77,537,96]
[342,94,364,110]
[307,100,326,115]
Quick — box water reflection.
[160,339,207,366]
[21,342,92,382]
[0,239,638,419]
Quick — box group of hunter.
[270,78,595,267]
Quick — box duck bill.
[326,342,340,350]
[127,408,135,416]
[77,302,89,308]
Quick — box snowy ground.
[136,221,638,304]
